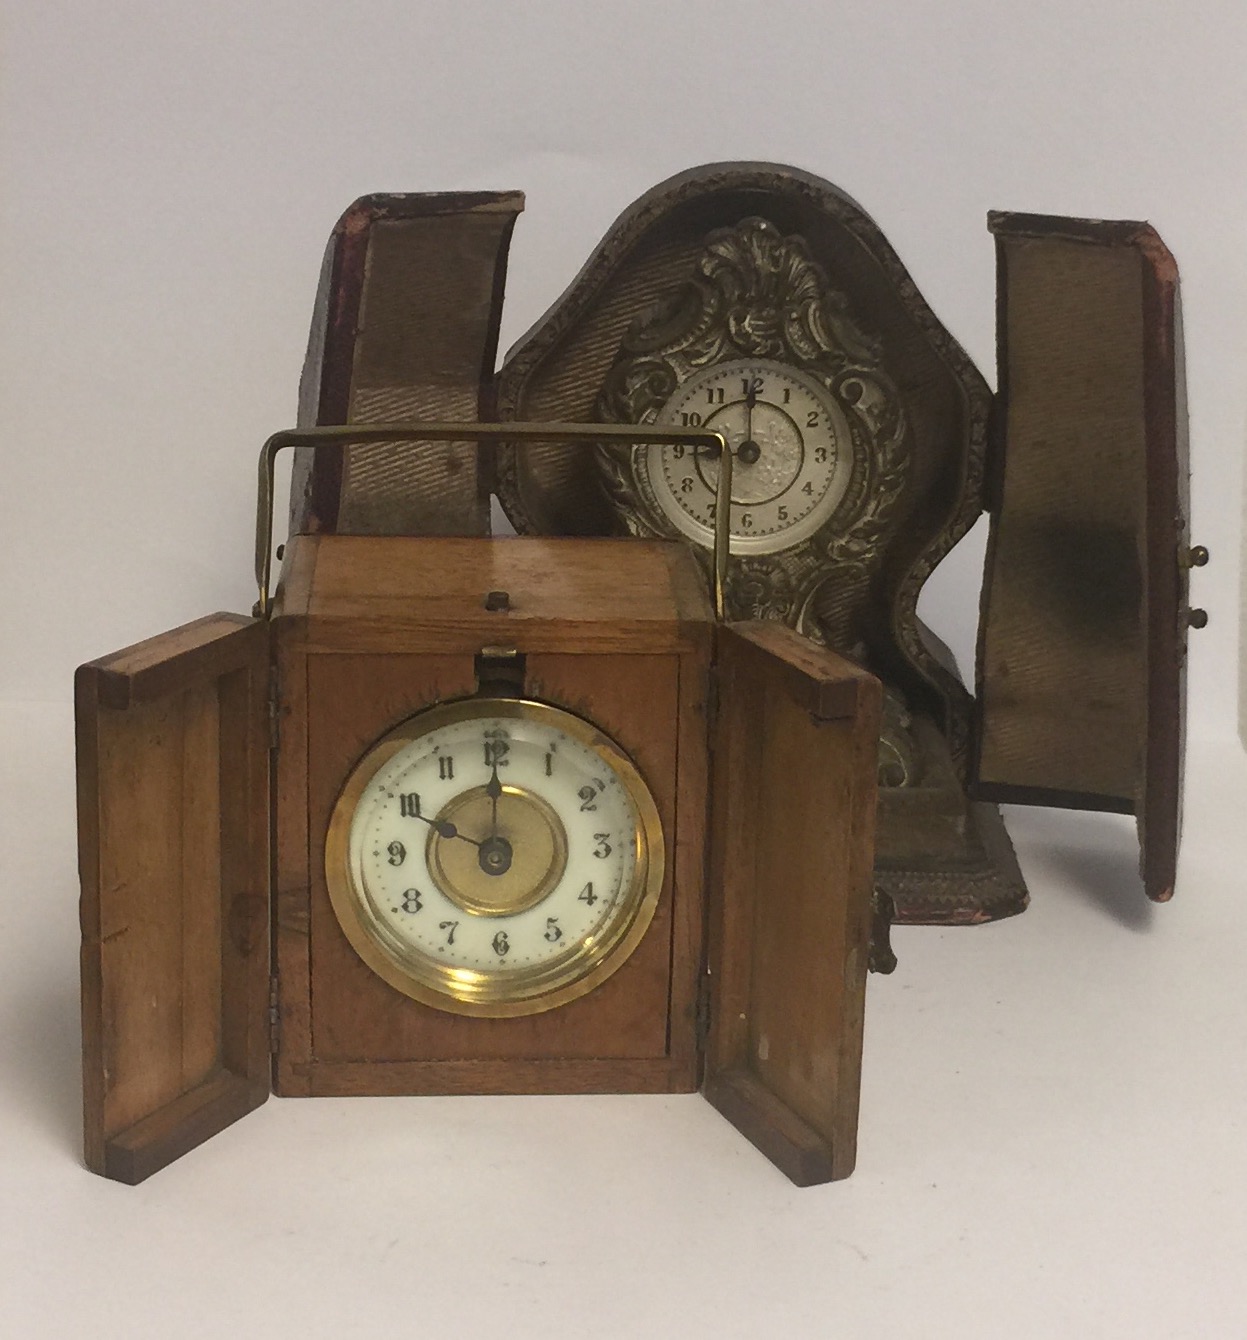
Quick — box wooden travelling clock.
[287,169,1203,927]
[76,422,882,1187]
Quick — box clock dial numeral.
[484,736,510,768]
[650,359,849,554]
[340,701,659,1016]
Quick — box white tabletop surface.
[2,702,1244,1339]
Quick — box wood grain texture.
[271,536,712,1098]
[302,1057,691,1098]
[302,653,690,1074]
[703,621,880,1185]
[77,615,269,1182]
[294,534,712,654]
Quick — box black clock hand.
[739,384,761,465]
[485,759,502,840]
[406,806,482,847]
[475,760,513,877]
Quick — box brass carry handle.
[256,422,733,620]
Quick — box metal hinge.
[267,664,281,752]
[695,975,712,1046]
[705,673,720,736]
[268,974,281,1054]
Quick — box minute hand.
[485,760,502,839]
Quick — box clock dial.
[325,698,664,1017]
[647,359,853,554]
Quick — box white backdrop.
[2,3,1246,1337]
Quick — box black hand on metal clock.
[739,382,761,465]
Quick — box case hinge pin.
[695,977,712,1046]
[268,975,281,1054]
[705,673,719,736]
[267,666,281,752]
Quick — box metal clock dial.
[325,698,664,1017]
[647,359,853,555]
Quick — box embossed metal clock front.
[325,698,665,1017]
[647,358,854,554]
[594,216,909,623]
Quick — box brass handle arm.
[255,422,732,619]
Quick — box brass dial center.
[426,784,568,917]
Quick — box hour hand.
[407,805,481,846]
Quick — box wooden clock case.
[78,529,881,1186]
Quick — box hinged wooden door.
[974,213,1194,902]
[77,613,270,1183]
[703,623,881,1186]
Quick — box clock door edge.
[77,612,271,1183]
[702,622,880,1186]
[973,212,1193,902]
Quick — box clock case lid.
[971,212,1194,903]
[289,190,524,539]
[76,613,270,1183]
[76,538,880,1185]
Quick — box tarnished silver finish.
[595,218,910,620]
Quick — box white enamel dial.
[325,699,664,1017]
[647,358,853,554]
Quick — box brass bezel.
[426,783,569,917]
[324,697,666,1019]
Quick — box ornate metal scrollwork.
[595,217,910,621]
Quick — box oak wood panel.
[296,535,711,654]
[703,622,879,1185]
[271,620,313,1094]
[302,653,689,1078]
[78,615,269,1182]
[669,637,713,1076]
[303,1057,691,1098]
